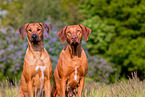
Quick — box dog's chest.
[29,59,47,86]
[31,59,46,76]
[66,64,83,89]
[64,58,83,80]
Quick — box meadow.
[0,0,145,97]
[0,73,145,97]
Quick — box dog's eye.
[28,29,32,32]
[67,31,71,36]
[77,30,80,35]
[37,29,41,31]
[77,30,80,32]
[67,31,71,34]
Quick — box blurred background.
[0,0,145,84]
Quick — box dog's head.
[57,24,91,46]
[18,23,50,45]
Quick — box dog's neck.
[27,37,44,59]
[65,43,82,58]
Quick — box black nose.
[31,34,37,39]
[71,36,77,39]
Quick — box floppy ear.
[18,23,29,40]
[79,24,91,41]
[39,22,51,38]
[57,26,67,44]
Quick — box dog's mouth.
[71,41,79,46]
[30,39,41,45]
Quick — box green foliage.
[61,0,84,24]
[82,16,114,54]
[79,0,145,79]
[107,37,145,78]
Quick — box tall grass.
[0,78,20,97]
[0,72,145,97]
[83,72,145,97]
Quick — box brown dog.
[18,23,52,97]
[51,24,91,97]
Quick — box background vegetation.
[0,0,145,89]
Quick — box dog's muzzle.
[30,34,40,44]
[71,35,79,45]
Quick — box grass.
[0,73,145,97]
[0,79,20,97]
[83,72,145,97]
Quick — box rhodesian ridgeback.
[18,23,52,97]
[51,24,91,97]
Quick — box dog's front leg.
[60,78,66,97]
[45,79,51,97]
[27,80,33,97]
[77,77,84,97]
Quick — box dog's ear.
[57,26,67,44]
[18,23,29,40]
[79,24,91,41]
[39,23,51,38]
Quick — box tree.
[79,0,145,79]
[82,16,115,54]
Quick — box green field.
[0,73,145,97]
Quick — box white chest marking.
[74,66,78,80]
[35,66,46,79]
